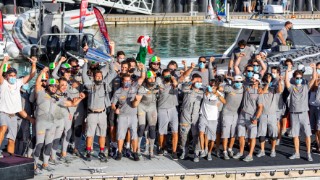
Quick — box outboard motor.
[64,35,79,54]
[46,25,61,61]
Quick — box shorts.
[86,112,107,137]
[290,112,312,137]
[243,1,251,7]
[117,115,138,140]
[0,112,18,141]
[257,114,278,138]
[222,114,238,139]
[138,105,157,126]
[158,107,178,135]
[199,116,218,141]
[237,111,257,139]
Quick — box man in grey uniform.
[111,72,145,161]
[157,69,179,160]
[272,21,293,51]
[221,75,244,160]
[285,64,316,161]
[82,58,116,162]
[136,70,159,158]
[233,74,263,162]
[229,40,255,73]
[257,73,282,158]
[179,73,204,162]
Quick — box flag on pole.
[79,0,89,33]
[207,0,216,19]
[216,0,227,16]
[85,48,112,63]
[93,7,111,54]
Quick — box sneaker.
[276,139,280,146]
[289,153,300,160]
[180,150,188,160]
[200,150,206,158]
[270,151,276,158]
[243,155,253,162]
[98,152,107,162]
[227,149,234,158]
[158,148,164,156]
[149,151,155,159]
[223,151,230,160]
[144,144,149,155]
[193,154,200,162]
[85,151,92,162]
[49,159,62,165]
[171,152,178,160]
[34,168,42,175]
[163,149,168,155]
[307,153,313,162]
[115,152,122,161]
[42,165,55,172]
[256,150,265,158]
[73,150,81,157]
[133,152,140,161]
[125,148,132,158]
[233,152,243,159]
[59,156,72,164]
[207,153,212,161]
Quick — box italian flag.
[136,35,153,64]
[2,63,10,72]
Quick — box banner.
[85,48,112,63]
[216,0,227,16]
[0,11,3,41]
[207,0,215,19]
[93,7,111,54]
[79,0,88,33]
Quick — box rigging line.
[153,0,172,38]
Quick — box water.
[15,24,238,78]
[86,24,238,58]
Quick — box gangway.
[88,0,154,15]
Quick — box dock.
[104,12,320,25]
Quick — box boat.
[12,0,105,62]
[2,0,104,31]
[204,4,320,75]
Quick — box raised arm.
[277,76,283,93]
[308,63,317,89]
[0,56,9,84]
[137,63,146,86]
[82,59,93,89]
[208,57,215,80]
[216,91,226,104]
[257,56,267,77]
[64,93,86,107]
[35,67,49,93]
[284,69,291,89]
[179,62,195,82]
[52,56,67,79]
[234,56,242,75]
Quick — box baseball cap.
[234,75,243,81]
[150,56,160,63]
[146,70,156,79]
[260,50,268,57]
[253,73,261,83]
[48,78,58,85]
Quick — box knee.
[138,125,146,137]
[44,143,53,156]
[52,139,60,150]
[34,143,44,157]
[259,136,266,143]
[149,126,156,139]
[66,129,72,141]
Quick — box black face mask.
[94,80,103,85]
[128,68,135,74]
[164,77,171,83]
[147,82,155,87]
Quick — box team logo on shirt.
[37,130,45,135]
[120,96,126,100]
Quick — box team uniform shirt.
[0,79,24,114]
[111,83,139,116]
[180,84,204,123]
[288,84,309,112]
[157,82,179,109]
[191,70,209,86]
[222,85,244,116]
[242,86,263,116]
[260,88,278,115]
[231,46,255,72]
[273,27,288,46]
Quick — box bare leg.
[293,137,300,154]
[199,132,205,151]
[248,138,256,157]
[7,139,15,154]
[172,133,178,153]
[239,136,245,154]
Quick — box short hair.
[121,61,130,68]
[167,60,178,68]
[246,64,253,70]
[68,57,78,64]
[191,73,202,80]
[93,70,103,77]
[271,66,280,73]
[316,62,320,67]
[162,69,171,76]
[117,51,125,57]
[126,58,137,66]
[238,39,247,46]
[59,77,68,84]
[285,21,292,26]
[198,56,206,62]
[285,59,293,66]
[293,70,303,77]
[121,73,131,81]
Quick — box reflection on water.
[86,24,238,58]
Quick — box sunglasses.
[247,70,254,72]
[253,65,260,67]
[41,79,47,82]
[152,63,160,66]
[199,61,206,64]
[234,81,242,83]
[49,85,57,87]
[296,77,303,80]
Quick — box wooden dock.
[104,12,320,25]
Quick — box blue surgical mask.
[269,82,273,87]
[295,79,303,85]
[207,86,213,92]
[317,69,320,75]
[247,72,253,78]
[271,73,277,79]
[22,84,29,91]
[240,48,245,52]
[124,82,132,88]
[253,66,259,72]
[234,82,243,89]
[198,62,205,69]
[8,77,16,84]
[194,82,202,89]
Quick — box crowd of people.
[239,0,290,13]
[0,23,318,176]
